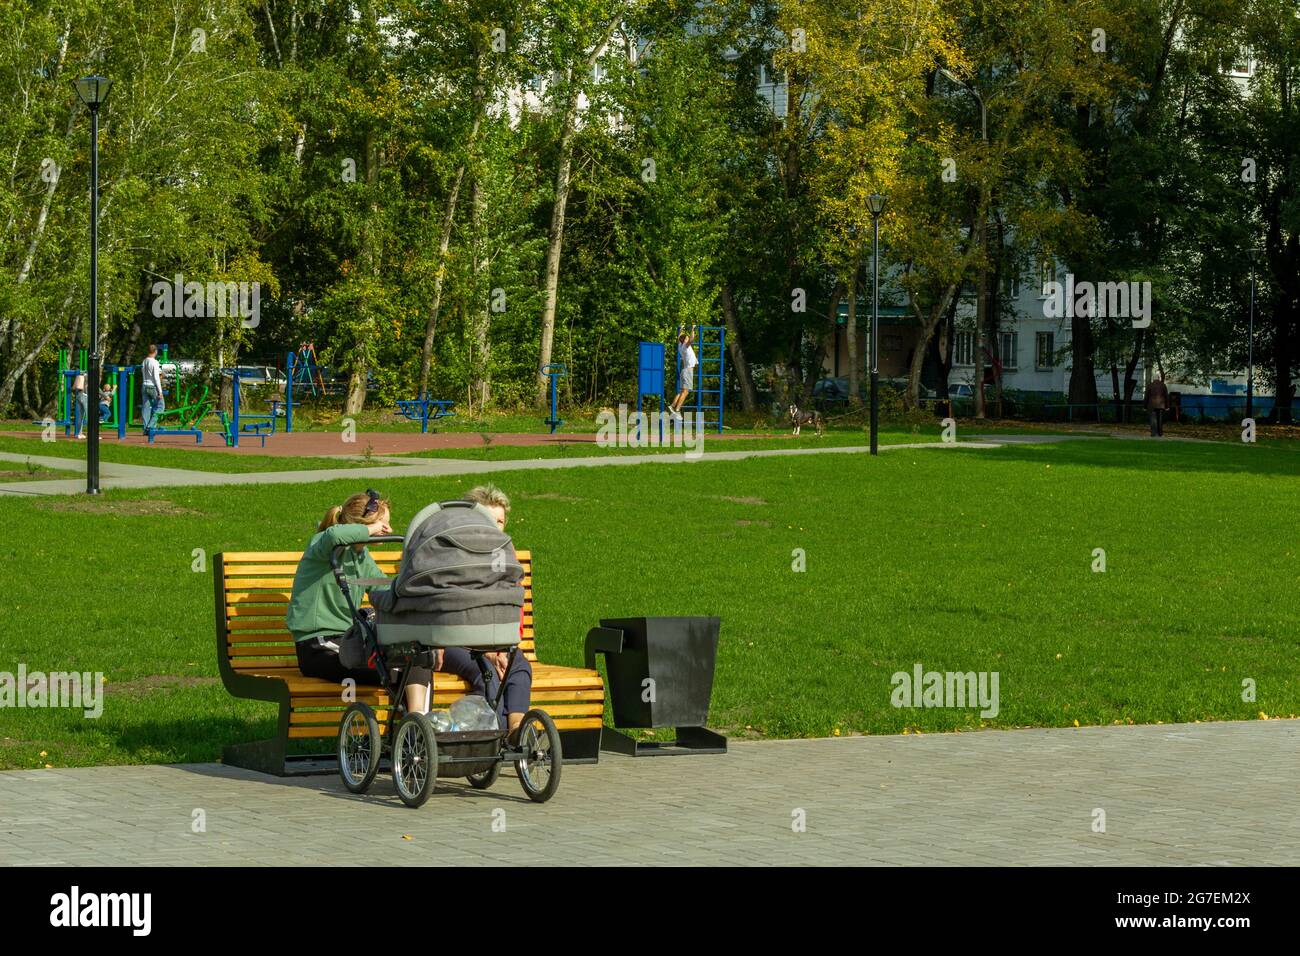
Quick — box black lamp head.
[867,194,887,218]
[74,76,112,111]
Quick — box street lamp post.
[1247,248,1259,420]
[867,194,886,456]
[74,76,112,495]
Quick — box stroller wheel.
[466,762,501,790]
[337,702,381,794]
[515,709,562,803]
[392,712,438,808]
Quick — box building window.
[1001,270,1020,299]
[1036,332,1055,369]
[1038,256,1056,296]
[954,331,974,367]
[998,331,1018,370]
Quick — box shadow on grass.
[105,714,277,765]
[954,436,1300,478]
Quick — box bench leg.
[220,695,336,776]
[558,728,601,765]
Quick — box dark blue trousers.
[437,647,533,725]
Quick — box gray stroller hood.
[371,500,525,648]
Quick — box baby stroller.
[327,500,562,808]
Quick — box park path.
[0,435,1083,497]
[1,719,1294,865]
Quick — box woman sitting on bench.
[286,490,431,714]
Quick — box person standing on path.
[141,345,164,434]
[1147,371,1169,438]
[668,328,697,422]
[71,371,88,439]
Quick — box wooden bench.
[214,549,604,775]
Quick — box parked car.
[221,365,287,387]
[812,377,850,402]
[949,383,974,399]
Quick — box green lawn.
[0,436,1296,770]
[0,434,374,473]
[389,423,1085,461]
[0,461,79,482]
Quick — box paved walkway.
[2,719,1293,865]
[0,436,1070,496]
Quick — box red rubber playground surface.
[1,427,762,457]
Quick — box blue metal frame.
[541,363,567,434]
[673,325,725,433]
[636,341,666,443]
[394,393,456,434]
[217,368,274,447]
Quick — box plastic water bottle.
[450,695,500,731]
[427,710,452,733]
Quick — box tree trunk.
[419,81,483,397]
[536,70,580,408]
[344,127,382,417]
[1067,312,1099,417]
[803,282,844,404]
[1271,300,1295,425]
[536,19,621,407]
[718,284,757,413]
[1122,326,1146,423]
[418,161,465,397]
[469,177,491,408]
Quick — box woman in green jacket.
[286,490,430,713]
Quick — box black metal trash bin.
[585,616,726,756]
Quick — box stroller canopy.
[371,500,525,648]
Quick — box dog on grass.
[788,404,824,437]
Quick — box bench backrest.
[217,549,537,675]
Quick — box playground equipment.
[289,342,327,398]
[674,324,725,434]
[636,341,667,442]
[146,355,212,443]
[394,393,456,433]
[283,345,351,431]
[635,326,727,438]
[541,363,567,434]
[219,367,275,448]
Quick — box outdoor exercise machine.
[634,326,727,439]
[218,367,275,448]
[394,392,456,434]
[636,341,667,443]
[674,324,726,434]
[541,363,566,434]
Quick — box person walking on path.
[668,328,697,422]
[1147,371,1169,438]
[140,345,164,434]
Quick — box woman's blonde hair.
[463,483,510,514]
[319,490,389,532]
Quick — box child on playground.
[430,483,534,741]
[669,327,697,421]
[98,382,114,423]
[286,490,431,714]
